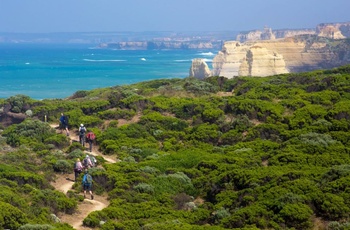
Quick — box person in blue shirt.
[82,170,94,200]
[59,113,70,136]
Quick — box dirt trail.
[49,124,115,229]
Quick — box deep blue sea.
[0,44,217,99]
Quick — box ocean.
[0,43,217,100]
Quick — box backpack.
[64,116,69,125]
[80,127,86,135]
[83,158,88,167]
[84,174,93,184]
[90,156,97,166]
[87,132,96,140]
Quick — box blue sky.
[0,0,349,33]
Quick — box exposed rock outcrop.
[238,46,288,77]
[236,22,350,43]
[205,22,350,78]
[237,27,315,43]
[189,59,211,79]
[210,35,350,78]
[316,22,350,39]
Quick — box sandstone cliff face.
[189,59,211,79]
[316,22,350,39]
[236,22,350,43]
[238,46,288,77]
[211,36,350,78]
[237,28,315,42]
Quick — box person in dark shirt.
[59,113,70,136]
[79,124,87,146]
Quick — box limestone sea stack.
[189,58,212,79]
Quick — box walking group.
[59,113,97,200]
[79,123,96,152]
[74,155,96,200]
[73,155,96,200]
[59,114,96,152]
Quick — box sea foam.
[83,59,126,62]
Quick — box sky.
[0,0,349,33]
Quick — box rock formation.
[209,35,350,78]
[206,22,350,78]
[238,46,288,77]
[316,22,350,39]
[237,27,315,43]
[236,22,350,43]
[189,59,212,79]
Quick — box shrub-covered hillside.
[1,65,350,229]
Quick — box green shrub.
[1,171,46,189]
[67,149,85,160]
[314,193,350,219]
[66,142,85,152]
[30,189,77,214]
[71,90,88,99]
[134,183,155,194]
[138,166,160,175]
[3,119,55,147]
[6,94,32,113]
[0,201,28,229]
[278,203,312,229]
[44,134,70,148]
[104,120,117,128]
[53,160,72,173]
[18,224,54,230]
[327,221,350,230]
[183,77,219,94]
[213,207,231,223]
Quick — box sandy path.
[59,196,109,230]
[49,123,114,229]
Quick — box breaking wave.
[198,52,215,56]
[174,59,192,62]
[83,59,126,62]
[202,58,213,62]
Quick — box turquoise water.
[0,44,216,99]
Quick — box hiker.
[82,170,94,200]
[74,158,83,182]
[86,130,96,152]
[59,113,69,136]
[90,155,97,167]
[79,124,87,146]
[83,154,93,169]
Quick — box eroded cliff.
[207,22,350,78]
[210,35,350,78]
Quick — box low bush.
[53,160,72,173]
[0,201,28,229]
[44,134,70,148]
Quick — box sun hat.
[80,124,84,127]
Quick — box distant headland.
[189,22,350,78]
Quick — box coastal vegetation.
[1,65,350,229]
